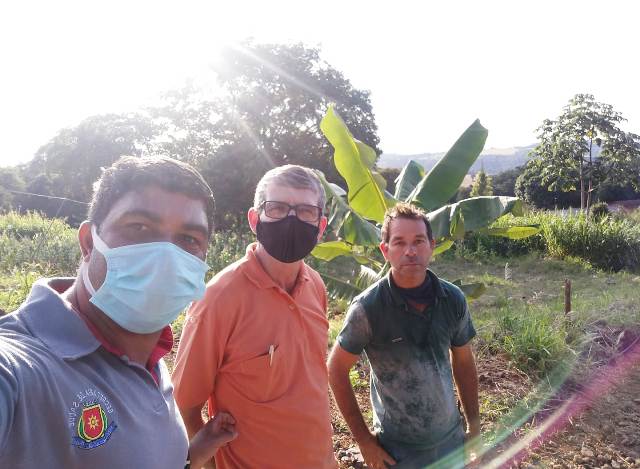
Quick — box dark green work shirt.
[337,270,476,449]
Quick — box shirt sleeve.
[451,295,476,347]
[336,302,372,355]
[0,352,17,455]
[171,292,228,410]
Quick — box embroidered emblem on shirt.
[72,403,117,449]
[68,387,117,449]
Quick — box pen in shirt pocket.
[269,344,275,367]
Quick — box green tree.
[469,168,493,196]
[197,139,271,229]
[515,162,580,209]
[492,166,523,196]
[0,167,25,212]
[530,94,640,210]
[152,42,380,185]
[377,167,401,195]
[23,113,158,223]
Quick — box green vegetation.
[312,107,536,300]
[463,209,640,272]
[0,211,80,274]
[470,168,493,197]
[517,94,640,211]
[0,212,80,314]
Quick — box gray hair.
[254,165,326,210]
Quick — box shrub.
[459,211,640,272]
[491,305,573,375]
[206,226,253,277]
[589,202,609,220]
[0,211,80,275]
[542,212,640,272]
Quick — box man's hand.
[358,433,396,469]
[188,412,238,468]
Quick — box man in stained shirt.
[328,203,481,469]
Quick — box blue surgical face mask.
[82,225,209,334]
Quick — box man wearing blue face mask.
[0,156,237,468]
[173,165,338,469]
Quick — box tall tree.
[0,167,25,212]
[469,168,493,196]
[23,113,158,222]
[492,166,523,196]
[529,94,640,210]
[515,162,580,209]
[152,42,381,186]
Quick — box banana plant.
[312,106,539,299]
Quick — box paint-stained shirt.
[337,270,476,449]
[0,278,188,468]
[172,243,337,469]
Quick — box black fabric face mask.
[256,216,320,263]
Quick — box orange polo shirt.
[172,243,337,469]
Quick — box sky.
[1,0,639,167]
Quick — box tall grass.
[206,228,252,276]
[0,211,80,274]
[484,303,573,375]
[462,210,640,272]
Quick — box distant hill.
[378,144,536,175]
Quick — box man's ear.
[78,221,93,261]
[379,240,389,261]
[316,216,328,241]
[247,208,259,234]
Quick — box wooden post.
[564,279,571,315]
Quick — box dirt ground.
[331,330,640,469]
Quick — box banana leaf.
[320,106,389,222]
[409,119,488,210]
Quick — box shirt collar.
[385,269,446,308]
[22,278,173,370]
[241,242,312,290]
[22,278,101,360]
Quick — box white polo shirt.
[0,278,189,468]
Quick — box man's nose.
[405,245,417,256]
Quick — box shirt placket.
[275,285,311,356]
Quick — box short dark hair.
[381,202,433,243]
[88,156,215,235]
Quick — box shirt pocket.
[227,345,286,403]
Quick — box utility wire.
[5,189,89,205]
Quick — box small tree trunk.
[564,279,572,315]
[579,155,586,211]
[587,137,593,212]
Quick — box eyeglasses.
[260,201,323,222]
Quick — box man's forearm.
[181,404,207,439]
[329,371,374,444]
[451,353,480,433]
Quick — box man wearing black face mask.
[173,165,338,469]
